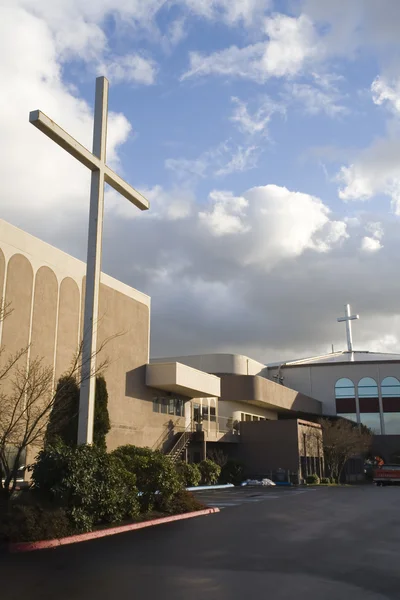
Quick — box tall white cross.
[337,303,359,352]
[30,77,149,445]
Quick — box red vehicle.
[373,464,400,486]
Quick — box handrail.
[167,420,195,461]
[152,419,183,451]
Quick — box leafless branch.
[0,324,124,499]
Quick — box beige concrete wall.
[55,277,80,378]
[239,420,300,474]
[96,283,164,451]
[30,266,58,367]
[238,419,323,477]
[1,254,33,362]
[151,353,266,376]
[0,218,155,453]
[218,400,278,423]
[219,374,322,415]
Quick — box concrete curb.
[187,484,234,491]
[9,508,220,553]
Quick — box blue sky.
[3,0,400,361]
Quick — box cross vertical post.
[337,303,359,353]
[78,77,108,445]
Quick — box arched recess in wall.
[55,277,80,379]
[382,376,400,435]
[0,248,5,341]
[358,377,381,434]
[0,248,5,302]
[1,254,33,360]
[334,378,356,422]
[30,266,58,368]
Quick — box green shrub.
[176,462,201,487]
[31,443,139,532]
[162,489,205,515]
[0,504,72,542]
[93,375,111,451]
[45,376,80,448]
[198,459,221,485]
[112,445,182,512]
[45,375,110,451]
[220,460,245,485]
[305,474,320,485]
[320,477,330,484]
[330,476,336,484]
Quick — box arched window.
[335,378,356,422]
[358,377,378,398]
[335,378,355,398]
[382,377,400,435]
[358,377,380,434]
[381,377,400,397]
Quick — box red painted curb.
[9,507,220,553]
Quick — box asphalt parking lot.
[191,484,310,508]
[2,485,400,600]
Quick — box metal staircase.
[167,422,194,464]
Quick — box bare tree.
[0,325,122,501]
[319,417,372,483]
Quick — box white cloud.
[300,0,400,56]
[372,76,400,114]
[181,43,266,82]
[365,221,384,240]
[0,4,132,229]
[199,190,250,236]
[179,0,270,27]
[261,13,319,77]
[99,54,157,85]
[215,146,260,176]
[166,140,261,181]
[287,81,347,117]
[337,135,400,214]
[313,221,349,252]
[230,96,284,136]
[361,236,383,253]
[165,18,187,47]
[181,13,320,82]
[197,184,347,266]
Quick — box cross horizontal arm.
[30,110,149,211]
[104,166,149,210]
[337,315,359,322]
[29,110,101,171]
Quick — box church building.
[1,218,398,481]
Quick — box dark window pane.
[161,398,167,414]
[202,405,209,420]
[336,397,356,413]
[168,398,175,415]
[339,413,357,423]
[153,398,159,413]
[384,413,400,434]
[210,406,216,422]
[359,413,381,434]
[176,399,182,416]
